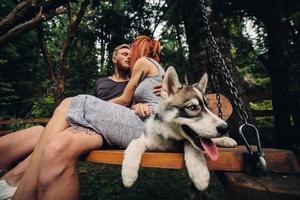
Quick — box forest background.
[1,0,299,148]
[0,0,300,153]
[0,0,299,199]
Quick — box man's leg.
[1,155,32,187]
[37,126,103,200]
[0,126,43,170]
[13,98,73,200]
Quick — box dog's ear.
[162,67,182,98]
[196,73,208,93]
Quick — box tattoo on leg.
[69,126,97,135]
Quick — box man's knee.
[53,97,73,116]
[32,125,44,133]
[38,136,75,187]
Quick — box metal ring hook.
[239,123,268,176]
[239,123,264,155]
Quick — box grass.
[78,162,229,200]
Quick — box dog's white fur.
[122,67,237,190]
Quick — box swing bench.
[0,96,299,174]
[84,94,299,173]
[84,95,300,200]
[1,94,300,200]
[0,95,298,174]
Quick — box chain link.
[210,72,223,119]
[199,0,249,124]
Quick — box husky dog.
[122,67,237,191]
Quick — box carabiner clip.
[239,123,268,176]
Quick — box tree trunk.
[173,0,208,83]
[59,0,91,103]
[36,25,61,105]
[264,0,291,149]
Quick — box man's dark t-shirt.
[94,77,129,148]
[94,77,129,101]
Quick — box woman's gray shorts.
[66,95,145,148]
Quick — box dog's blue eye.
[186,105,197,111]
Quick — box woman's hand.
[153,84,162,96]
[132,103,151,119]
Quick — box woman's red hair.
[130,35,161,69]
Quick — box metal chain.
[198,0,268,175]
[199,0,249,124]
[210,72,223,119]
[205,43,223,119]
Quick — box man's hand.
[153,84,162,96]
[132,103,151,119]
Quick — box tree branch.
[58,0,91,100]
[0,1,34,35]
[0,9,64,47]
[0,0,69,46]
[36,24,62,105]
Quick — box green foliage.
[250,100,274,127]
[225,16,271,91]
[0,30,48,118]
[31,95,55,118]
[255,116,274,128]
[0,80,17,117]
[250,100,272,111]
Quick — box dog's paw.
[191,169,210,191]
[122,167,138,188]
[213,136,237,147]
[221,137,237,147]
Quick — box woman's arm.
[110,57,152,107]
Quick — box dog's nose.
[216,123,229,136]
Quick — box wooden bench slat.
[86,146,300,173]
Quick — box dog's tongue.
[200,138,218,161]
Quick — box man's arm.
[110,58,151,107]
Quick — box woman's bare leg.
[37,126,103,200]
[0,126,43,170]
[13,98,73,200]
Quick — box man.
[0,44,158,200]
[94,43,154,118]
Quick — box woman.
[12,35,165,200]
